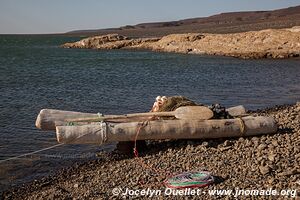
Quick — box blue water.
[0,35,299,191]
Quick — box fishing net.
[157,96,200,112]
[164,171,214,189]
[156,96,231,119]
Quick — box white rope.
[0,122,108,164]
[99,121,107,144]
[0,143,64,164]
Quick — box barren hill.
[67,5,300,37]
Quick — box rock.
[268,153,276,162]
[202,141,209,147]
[257,144,267,151]
[259,166,270,175]
[257,156,263,162]
[73,184,79,188]
[277,168,300,176]
[220,146,232,151]
[287,26,300,32]
[271,140,279,146]
[62,34,159,50]
[268,178,275,184]
[187,34,205,42]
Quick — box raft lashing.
[35,96,277,145]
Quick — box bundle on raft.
[56,116,277,144]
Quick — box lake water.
[0,35,299,191]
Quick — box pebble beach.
[2,103,300,199]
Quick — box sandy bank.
[62,27,300,59]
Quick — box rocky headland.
[2,103,300,199]
[62,27,300,59]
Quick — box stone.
[202,141,209,147]
[224,140,233,147]
[277,168,299,176]
[259,166,270,175]
[268,178,275,184]
[268,153,276,162]
[257,144,267,151]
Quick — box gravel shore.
[2,103,299,199]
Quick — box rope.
[133,120,173,187]
[0,122,108,164]
[237,117,245,135]
[0,143,64,164]
[99,121,107,144]
[132,121,214,188]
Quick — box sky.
[0,0,299,34]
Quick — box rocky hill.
[67,5,300,37]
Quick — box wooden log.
[35,109,149,130]
[36,105,246,131]
[56,116,277,144]
[35,109,98,130]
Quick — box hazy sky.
[0,0,299,34]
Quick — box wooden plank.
[67,106,213,122]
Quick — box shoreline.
[61,27,300,59]
[2,103,299,199]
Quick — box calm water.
[0,35,299,191]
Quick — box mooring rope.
[133,120,175,187]
[0,143,64,164]
[237,117,245,135]
[0,122,106,164]
[132,120,214,188]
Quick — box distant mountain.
[67,5,300,37]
